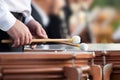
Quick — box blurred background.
[32,0,120,43]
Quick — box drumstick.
[1,36,81,44]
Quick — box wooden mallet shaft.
[1,36,81,48]
[58,41,80,47]
[1,36,81,44]
[1,39,73,44]
[1,39,81,48]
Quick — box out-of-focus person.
[32,0,69,38]
[91,7,116,43]
[32,0,53,28]
[69,0,93,43]
[113,26,120,42]
[46,0,70,38]
[112,11,120,43]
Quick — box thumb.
[36,28,42,37]
[36,28,45,38]
[41,28,48,38]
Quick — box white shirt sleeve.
[24,15,34,25]
[0,0,16,31]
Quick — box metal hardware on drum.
[102,51,107,66]
[91,52,95,65]
[72,53,76,67]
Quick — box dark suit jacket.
[31,4,69,39]
[31,4,44,28]
[46,15,62,38]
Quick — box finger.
[41,28,48,38]
[30,36,37,49]
[25,32,30,45]
[30,44,37,49]
[16,38,20,47]
[28,32,32,44]
[12,38,20,47]
[36,27,43,38]
[12,40,16,47]
[37,27,48,39]
[20,34,25,46]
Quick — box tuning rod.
[1,36,81,44]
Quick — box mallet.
[80,43,88,51]
[58,42,88,51]
[1,36,81,44]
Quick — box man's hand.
[27,20,48,49]
[7,20,32,47]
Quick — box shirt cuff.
[0,12,16,31]
[24,15,34,25]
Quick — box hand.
[27,20,48,49]
[7,20,32,47]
